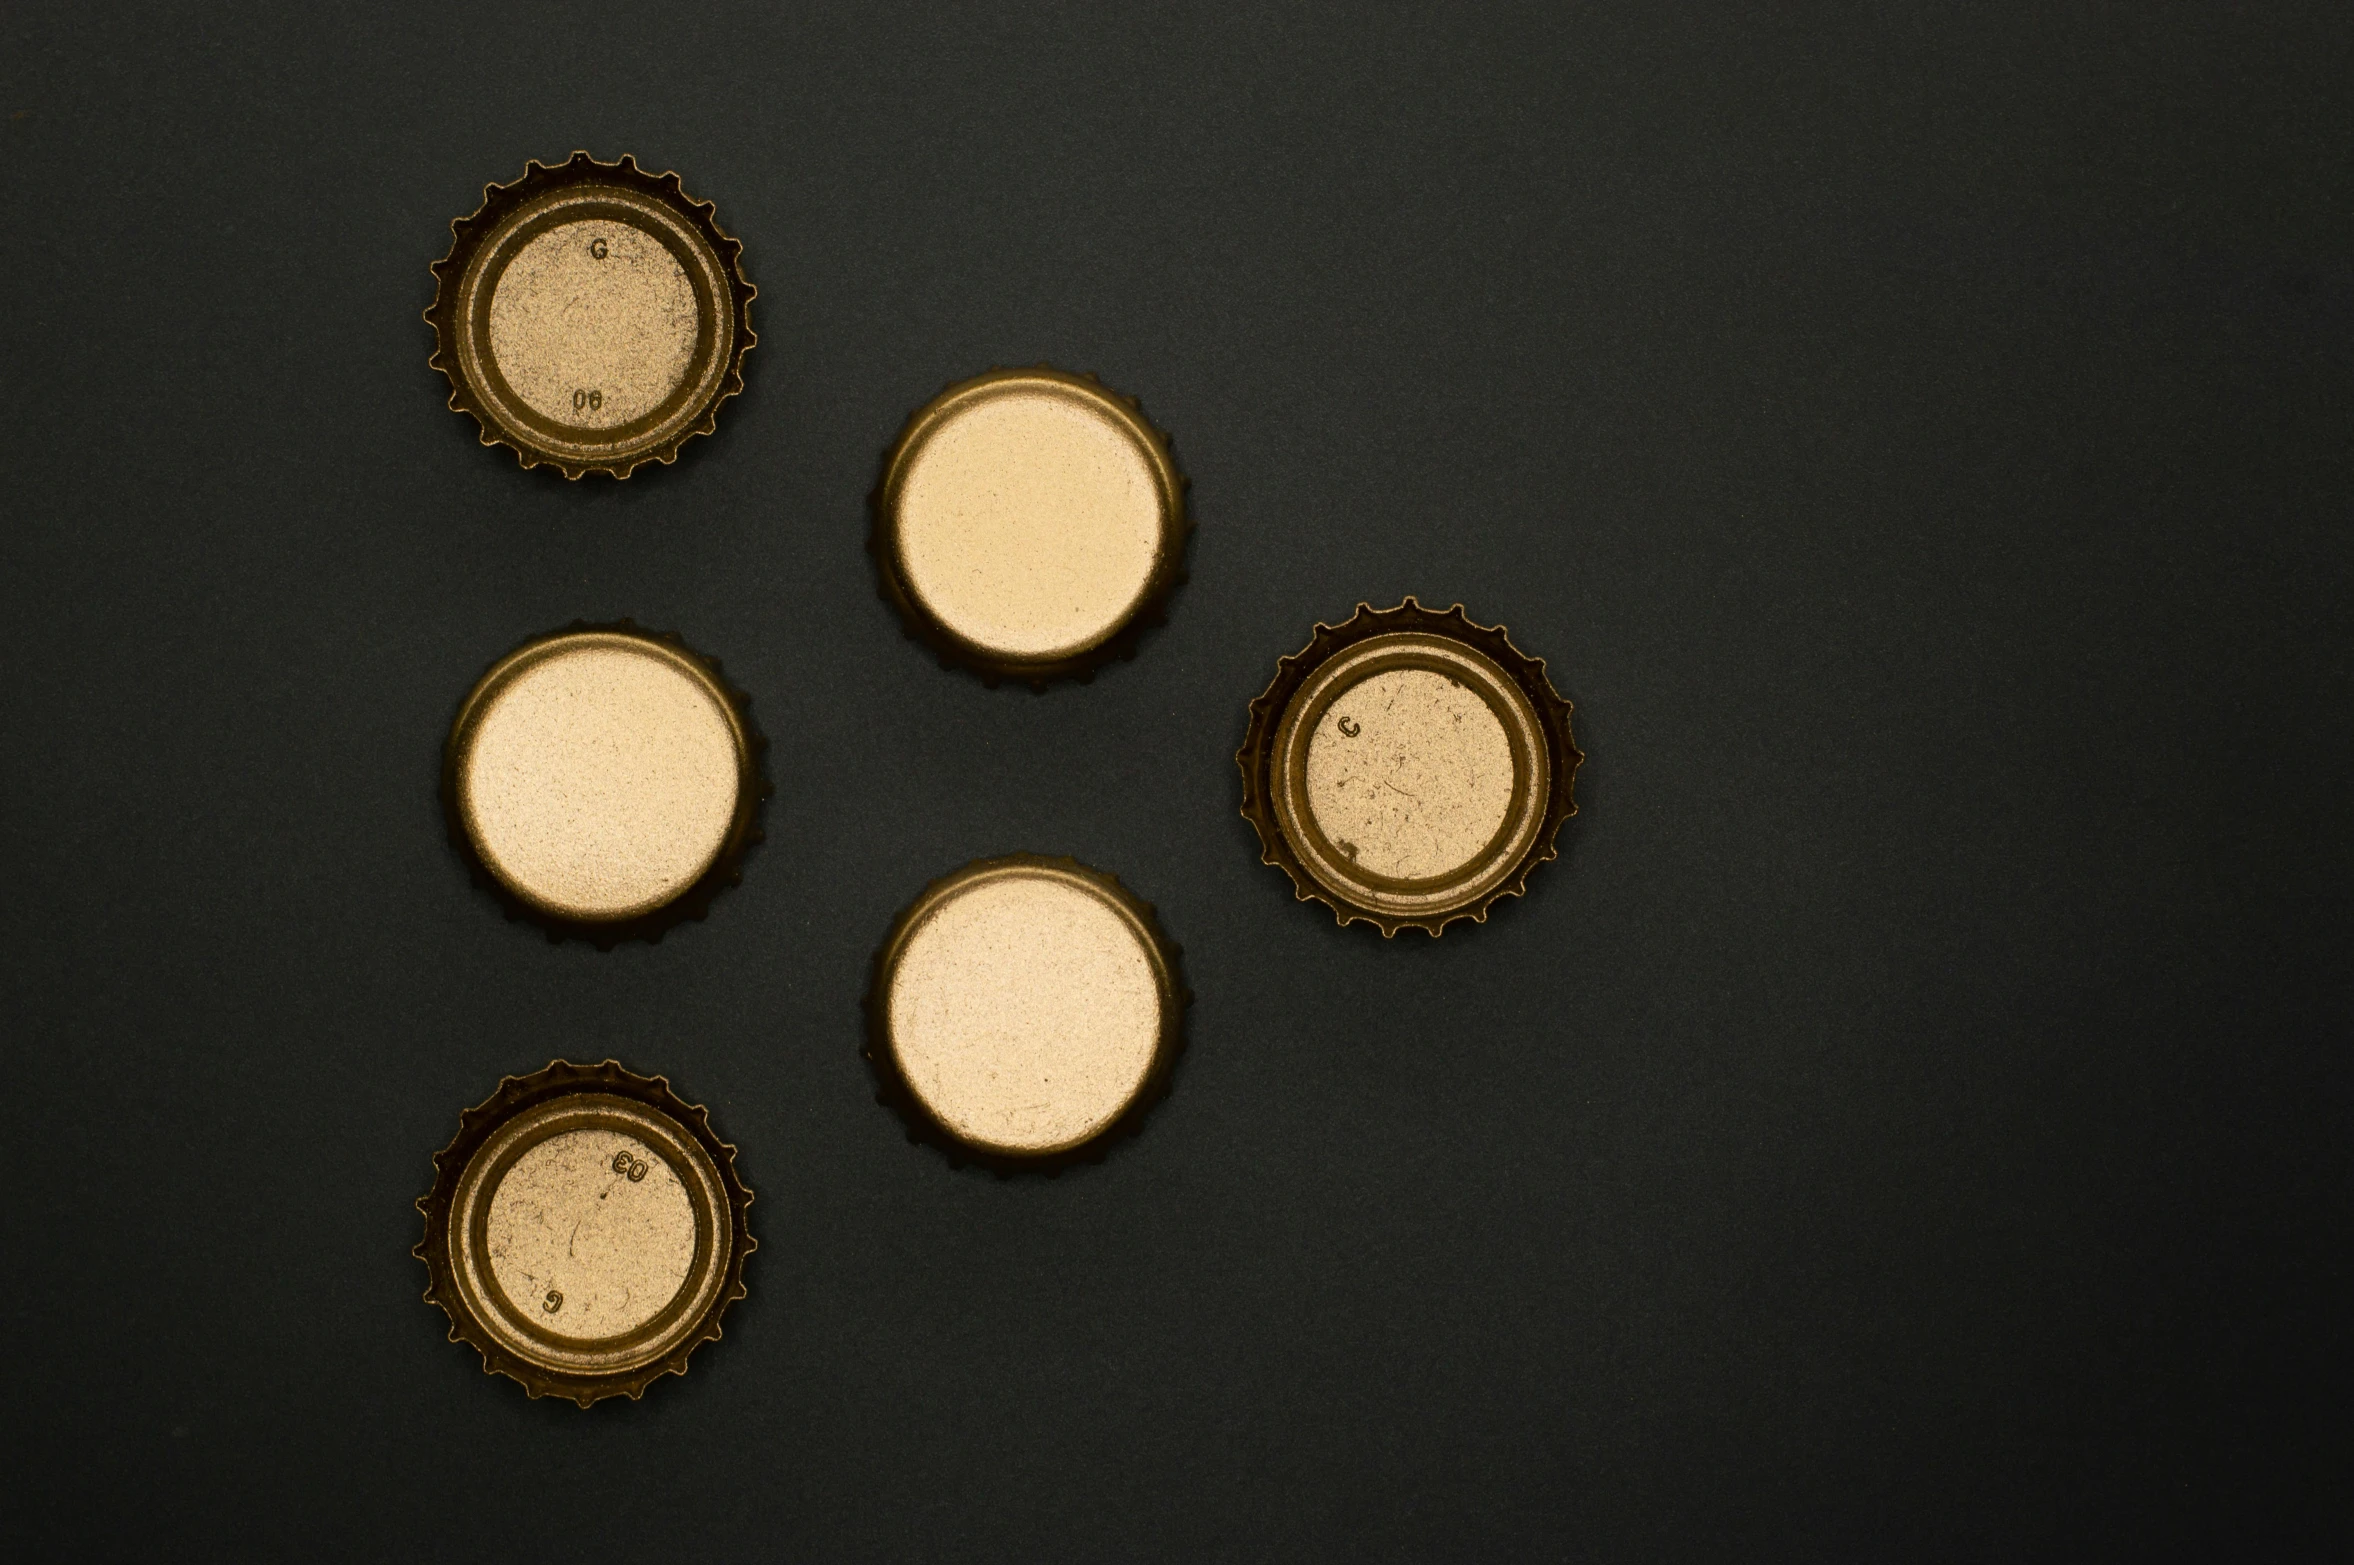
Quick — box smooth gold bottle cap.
[874,369,1188,685]
[1239,599,1582,936]
[427,152,755,478]
[444,625,764,942]
[416,1060,754,1406]
[868,855,1185,1165]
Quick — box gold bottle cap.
[867,855,1185,1165]
[444,625,765,942]
[427,152,755,478]
[873,369,1188,685]
[1238,599,1582,936]
[415,1060,754,1407]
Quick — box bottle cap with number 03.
[873,368,1189,685]
[416,1060,754,1406]
[1238,599,1582,936]
[427,152,755,478]
[443,624,766,944]
[867,855,1185,1167]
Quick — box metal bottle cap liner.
[428,152,755,478]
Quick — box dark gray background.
[3,2,2348,1558]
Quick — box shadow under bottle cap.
[1238,599,1582,936]
[873,369,1189,686]
[427,152,755,478]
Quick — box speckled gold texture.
[871,856,1184,1162]
[488,221,700,430]
[428,152,755,478]
[875,369,1187,684]
[445,628,761,936]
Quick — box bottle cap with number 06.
[427,151,755,478]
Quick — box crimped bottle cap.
[1239,599,1582,935]
[874,369,1187,685]
[444,625,764,942]
[415,1060,754,1406]
[427,152,754,477]
[868,855,1184,1165]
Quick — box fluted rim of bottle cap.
[425,151,756,479]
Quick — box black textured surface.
[2,3,2348,1558]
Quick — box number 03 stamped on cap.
[415,1061,754,1406]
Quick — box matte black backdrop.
[3,2,2347,1558]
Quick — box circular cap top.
[428,152,755,478]
[415,1060,754,1407]
[876,370,1186,684]
[446,628,761,936]
[871,856,1184,1161]
[1239,599,1582,936]
[488,1124,699,1340]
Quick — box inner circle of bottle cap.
[1303,667,1518,882]
[883,862,1171,1157]
[487,220,700,432]
[452,633,745,922]
[885,375,1179,667]
[485,1127,697,1341]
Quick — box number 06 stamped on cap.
[426,152,755,477]
[415,1061,754,1406]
